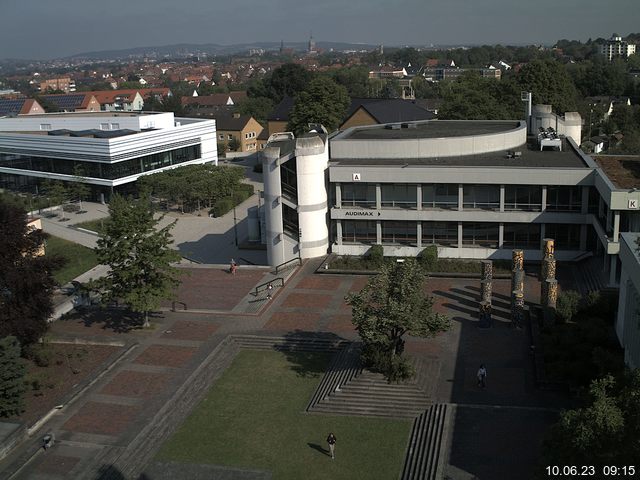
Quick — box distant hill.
[64,41,380,60]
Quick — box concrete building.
[600,34,637,61]
[616,232,640,368]
[39,77,76,93]
[261,108,640,291]
[0,111,217,200]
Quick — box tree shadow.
[62,307,163,334]
[279,330,351,378]
[307,442,330,457]
[95,464,126,479]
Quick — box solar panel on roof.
[0,99,25,116]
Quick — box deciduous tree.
[345,259,450,381]
[287,77,350,135]
[92,194,181,327]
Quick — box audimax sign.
[344,211,381,217]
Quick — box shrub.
[556,290,581,323]
[23,344,52,367]
[418,245,438,271]
[367,245,384,268]
[210,198,234,217]
[62,203,80,213]
[360,343,415,383]
[584,290,618,323]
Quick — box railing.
[253,277,284,296]
[380,201,417,209]
[275,256,302,275]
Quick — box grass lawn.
[46,235,99,285]
[74,218,106,235]
[157,350,411,480]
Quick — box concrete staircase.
[231,334,348,353]
[401,404,449,480]
[307,346,434,418]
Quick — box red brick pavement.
[62,402,140,436]
[34,454,80,475]
[281,293,333,308]
[133,345,197,368]
[163,319,219,341]
[348,277,369,293]
[295,276,342,291]
[264,312,321,331]
[324,314,356,333]
[168,268,268,310]
[100,370,172,398]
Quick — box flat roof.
[595,156,640,189]
[8,111,160,118]
[343,120,522,140]
[331,139,588,169]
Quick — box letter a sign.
[352,173,361,181]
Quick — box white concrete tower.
[262,139,287,267]
[295,135,329,259]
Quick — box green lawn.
[74,218,107,235]
[157,350,411,480]
[46,235,99,285]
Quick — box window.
[505,186,541,211]
[228,134,233,140]
[546,186,581,212]
[341,183,376,208]
[39,124,51,131]
[100,123,109,130]
[381,221,417,245]
[422,184,458,209]
[422,222,458,246]
[545,224,581,250]
[342,220,377,244]
[381,184,416,208]
[462,223,499,248]
[463,185,500,210]
[110,123,120,130]
[218,134,224,140]
[503,224,540,249]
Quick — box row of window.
[340,183,589,212]
[0,145,201,180]
[339,221,581,250]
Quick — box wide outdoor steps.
[401,404,449,480]
[232,334,348,353]
[310,360,433,418]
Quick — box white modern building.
[262,108,640,291]
[0,111,217,200]
[600,34,637,61]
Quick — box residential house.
[340,98,436,130]
[267,96,295,136]
[39,77,75,93]
[216,113,263,153]
[0,98,45,117]
[39,93,101,112]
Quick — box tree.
[0,336,26,418]
[514,59,579,113]
[71,165,91,211]
[0,200,63,346]
[345,259,450,381]
[235,96,274,123]
[542,371,640,467]
[267,63,314,102]
[287,77,350,135]
[42,180,70,220]
[93,194,181,327]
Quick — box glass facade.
[381,221,417,245]
[0,145,201,181]
[503,223,541,249]
[282,204,299,239]
[422,184,458,209]
[381,183,416,209]
[463,185,500,210]
[342,183,376,208]
[422,221,458,246]
[545,223,581,250]
[505,185,542,211]
[342,220,376,244]
[462,223,499,248]
[280,158,297,201]
[546,186,582,212]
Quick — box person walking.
[477,364,487,389]
[230,258,237,275]
[326,433,337,459]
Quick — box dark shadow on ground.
[62,307,163,334]
[279,330,351,378]
[96,463,126,479]
[307,442,330,457]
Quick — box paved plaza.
[0,258,571,480]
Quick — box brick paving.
[33,454,81,475]
[1,259,577,480]
[62,402,140,436]
[100,371,172,398]
[133,345,198,368]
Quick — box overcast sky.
[1,0,639,60]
